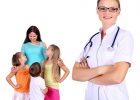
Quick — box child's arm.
[6,71,21,89]
[42,87,48,94]
[42,42,47,59]
[40,77,48,94]
[58,59,70,83]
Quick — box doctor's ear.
[117,8,121,15]
[96,7,99,13]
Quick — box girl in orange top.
[6,52,30,100]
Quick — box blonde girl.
[42,44,69,100]
[6,52,30,100]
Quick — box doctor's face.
[97,0,120,27]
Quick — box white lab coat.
[76,25,134,100]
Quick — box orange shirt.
[15,68,30,92]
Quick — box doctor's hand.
[80,58,90,69]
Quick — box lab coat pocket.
[102,47,115,64]
[104,85,128,100]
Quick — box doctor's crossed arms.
[72,0,134,100]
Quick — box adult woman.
[72,0,134,100]
[21,26,47,66]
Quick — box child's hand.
[14,84,21,89]
[57,58,65,66]
[11,66,17,73]
[42,87,48,94]
[58,79,63,83]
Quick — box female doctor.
[72,0,134,100]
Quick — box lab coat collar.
[100,24,118,36]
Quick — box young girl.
[42,44,70,100]
[6,52,30,100]
[29,62,48,100]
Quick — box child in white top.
[29,62,48,100]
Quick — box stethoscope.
[83,26,120,58]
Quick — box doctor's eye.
[98,6,119,13]
[98,7,107,12]
[109,7,119,12]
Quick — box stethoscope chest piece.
[107,47,114,52]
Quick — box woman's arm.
[42,42,47,59]
[89,62,129,85]
[41,61,45,78]
[57,59,70,83]
[72,58,113,82]
[72,62,113,81]
[42,42,47,48]
[21,44,26,55]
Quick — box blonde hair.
[97,0,121,9]
[50,44,61,82]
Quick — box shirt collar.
[100,24,118,35]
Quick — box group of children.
[6,44,70,100]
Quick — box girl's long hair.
[50,44,61,82]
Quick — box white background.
[0,0,139,100]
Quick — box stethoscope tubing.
[111,27,120,48]
[84,26,120,57]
